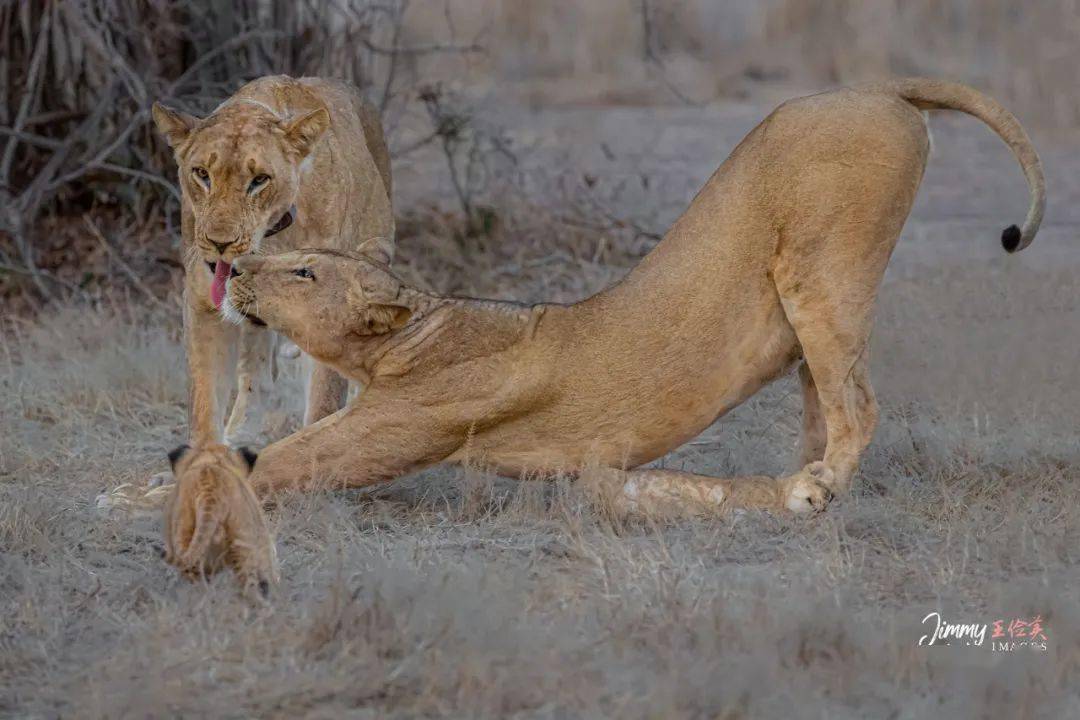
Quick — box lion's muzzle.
[222,276,264,326]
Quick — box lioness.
[163,443,279,595]
[153,75,394,448]
[212,79,1041,515]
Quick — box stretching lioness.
[153,75,394,448]
[209,79,1041,515]
[163,444,279,595]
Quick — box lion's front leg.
[224,323,278,447]
[250,394,458,498]
[185,291,232,445]
[303,355,349,426]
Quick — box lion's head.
[223,248,412,366]
[167,442,259,483]
[152,100,330,308]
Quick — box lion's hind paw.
[95,483,172,515]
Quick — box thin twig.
[378,0,406,114]
[0,259,88,299]
[166,30,286,97]
[0,125,175,200]
[390,128,441,157]
[83,216,169,310]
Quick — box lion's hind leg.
[583,467,831,518]
[794,360,828,469]
[772,119,919,493]
[223,485,280,598]
[777,269,884,495]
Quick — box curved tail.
[863,78,1045,252]
[179,496,225,570]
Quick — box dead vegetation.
[4,109,1080,715]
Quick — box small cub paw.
[783,462,834,514]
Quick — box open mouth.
[204,209,295,311]
[206,260,240,310]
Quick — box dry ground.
[3,97,1080,718]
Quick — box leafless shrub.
[0,0,484,307]
[416,82,516,240]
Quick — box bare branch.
[165,30,287,98]
[84,216,169,310]
[0,4,49,185]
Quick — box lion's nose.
[209,238,235,255]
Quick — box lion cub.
[163,443,279,596]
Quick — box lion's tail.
[178,495,225,570]
[864,78,1045,253]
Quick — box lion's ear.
[237,446,259,472]
[152,102,198,148]
[356,236,393,266]
[346,262,413,334]
[167,443,191,472]
[347,284,412,335]
[283,107,330,158]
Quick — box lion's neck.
[358,295,548,383]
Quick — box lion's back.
[228,74,394,251]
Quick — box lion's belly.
[468,298,800,477]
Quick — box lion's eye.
[292,267,314,280]
[248,174,271,194]
[191,166,210,188]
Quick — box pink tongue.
[210,261,231,309]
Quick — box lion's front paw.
[782,462,833,514]
[95,483,172,515]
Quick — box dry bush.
[0,0,483,308]
[3,0,1073,312]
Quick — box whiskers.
[221,295,247,325]
[182,244,202,268]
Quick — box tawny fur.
[163,444,279,594]
[153,75,394,447]
[222,79,1042,516]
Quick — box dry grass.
[3,93,1080,717]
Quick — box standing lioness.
[153,75,394,448]
[219,79,1044,514]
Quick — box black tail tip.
[1001,224,1022,253]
